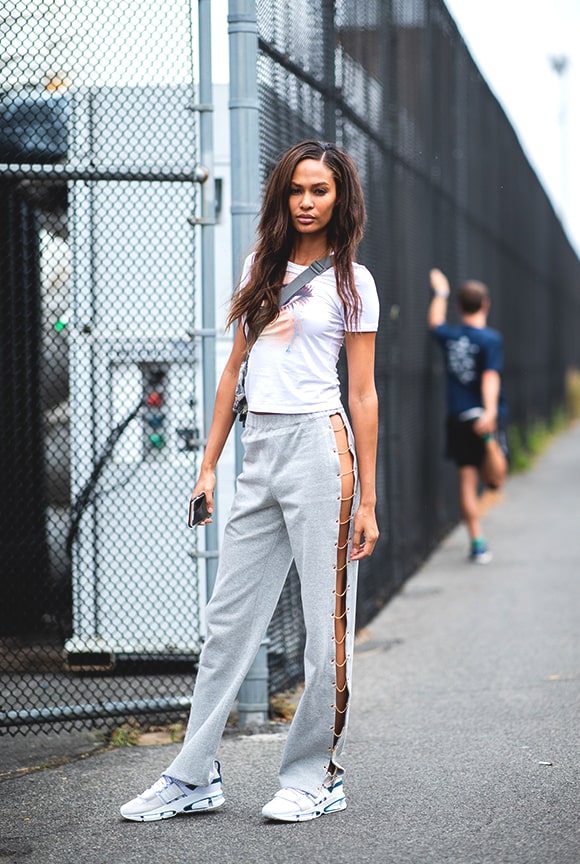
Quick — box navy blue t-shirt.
[432,323,507,418]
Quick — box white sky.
[443,0,580,256]
[210,1,580,255]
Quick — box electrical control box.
[64,85,205,667]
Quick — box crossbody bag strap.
[278,254,333,309]
[249,255,333,345]
[234,255,333,423]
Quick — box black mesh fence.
[3,0,580,738]
[257,0,580,632]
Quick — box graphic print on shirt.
[262,283,313,353]
[446,335,480,384]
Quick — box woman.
[120,140,380,823]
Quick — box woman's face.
[288,158,337,239]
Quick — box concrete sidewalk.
[2,424,579,864]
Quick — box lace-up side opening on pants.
[328,412,355,770]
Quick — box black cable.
[65,398,144,559]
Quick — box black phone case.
[188,494,209,527]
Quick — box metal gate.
[1,0,210,734]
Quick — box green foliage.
[566,369,580,420]
[508,400,572,475]
[507,425,533,473]
[104,720,186,748]
[550,406,567,434]
[168,723,185,743]
[526,418,549,456]
[109,721,142,748]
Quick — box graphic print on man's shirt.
[446,335,480,384]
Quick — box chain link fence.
[1,0,208,735]
[2,0,580,737]
[257,0,580,628]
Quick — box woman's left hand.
[350,503,379,560]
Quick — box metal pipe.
[322,0,336,141]
[228,0,269,726]
[228,0,260,288]
[197,0,219,599]
[0,697,192,729]
[0,164,208,182]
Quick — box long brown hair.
[227,140,366,346]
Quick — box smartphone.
[188,492,210,527]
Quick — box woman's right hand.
[187,325,247,526]
[190,468,217,525]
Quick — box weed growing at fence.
[508,402,574,475]
[566,369,580,419]
[109,722,142,748]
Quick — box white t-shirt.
[240,256,380,414]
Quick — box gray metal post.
[322,0,336,141]
[228,0,270,726]
[227,0,260,302]
[197,0,219,598]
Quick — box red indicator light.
[146,392,164,407]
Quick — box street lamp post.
[549,54,570,224]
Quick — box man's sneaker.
[120,762,224,821]
[470,539,492,565]
[261,778,346,822]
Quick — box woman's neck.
[290,237,331,266]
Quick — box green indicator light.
[54,318,68,332]
[149,433,165,449]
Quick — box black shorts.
[446,415,509,468]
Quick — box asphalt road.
[2,423,579,864]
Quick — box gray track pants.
[165,409,359,797]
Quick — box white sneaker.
[120,762,224,821]
[469,539,493,564]
[261,778,346,822]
